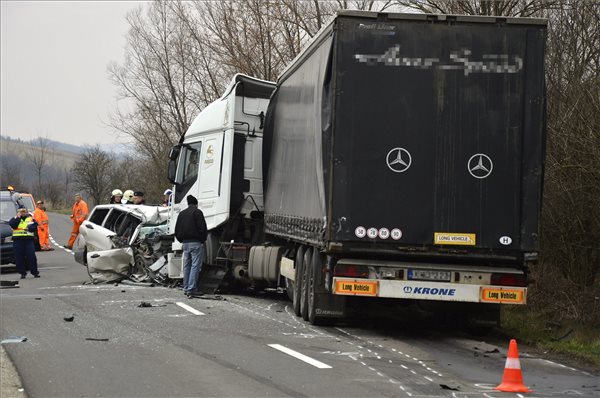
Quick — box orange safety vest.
[71,200,89,224]
[33,208,48,228]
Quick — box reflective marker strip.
[505,358,521,369]
[176,302,205,315]
[268,344,332,369]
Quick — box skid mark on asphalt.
[228,299,332,340]
[232,300,422,396]
[269,344,332,369]
[334,327,453,397]
[204,299,597,397]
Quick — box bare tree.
[395,0,556,16]
[534,1,600,323]
[25,135,55,197]
[42,177,62,208]
[0,139,25,190]
[107,1,207,195]
[71,146,114,207]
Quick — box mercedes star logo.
[386,147,412,173]
[468,153,493,179]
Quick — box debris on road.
[138,301,166,308]
[121,280,154,287]
[1,336,28,344]
[192,295,225,301]
[0,280,19,289]
[440,384,460,391]
[63,315,75,322]
[85,338,109,342]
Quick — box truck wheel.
[300,247,312,321]
[292,246,305,316]
[285,276,294,301]
[205,232,220,265]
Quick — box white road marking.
[268,344,332,369]
[175,302,205,315]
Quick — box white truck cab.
[166,74,276,276]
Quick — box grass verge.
[500,306,600,369]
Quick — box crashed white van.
[74,204,172,283]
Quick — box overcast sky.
[1,1,143,146]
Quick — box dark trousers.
[14,239,39,276]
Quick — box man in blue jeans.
[174,195,207,298]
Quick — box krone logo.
[403,286,412,293]
[386,147,412,173]
[468,153,493,179]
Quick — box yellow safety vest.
[12,216,34,238]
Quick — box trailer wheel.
[292,246,305,316]
[300,247,312,321]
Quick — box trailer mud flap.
[197,263,229,294]
[314,292,346,318]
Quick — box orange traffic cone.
[495,339,532,393]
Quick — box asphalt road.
[1,212,598,397]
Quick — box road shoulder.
[1,345,27,398]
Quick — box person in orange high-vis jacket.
[65,193,88,249]
[33,200,53,251]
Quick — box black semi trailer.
[169,11,547,326]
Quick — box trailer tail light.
[491,273,527,287]
[334,264,369,278]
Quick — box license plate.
[335,281,378,296]
[481,288,525,303]
[408,269,451,282]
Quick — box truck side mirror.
[168,145,181,160]
[167,145,182,184]
[167,159,178,184]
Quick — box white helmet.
[163,189,173,196]
[122,190,134,203]
[112,189,123,196]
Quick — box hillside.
[0,136,83,197]
[0,136,81,170]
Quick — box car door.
[83,207,137,281]
[77,207,115,253]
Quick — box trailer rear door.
[329,15,546,251]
